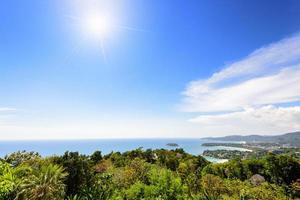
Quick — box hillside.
[202,131,300,146]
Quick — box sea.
[0,139,249,163]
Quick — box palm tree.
[0,161,16,200]
[16,164,67,200]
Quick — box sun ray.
[64,11,148,62]
[115,25,149,33]
[99,39,107,63]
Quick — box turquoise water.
[0,139,248,162]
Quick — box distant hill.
[202,131,300,146]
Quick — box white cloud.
[189,106,300,136]
[181,34,300,135]
[181,34,300,112]
[182,66,300,112]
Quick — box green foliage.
[16,163,67,200]
[122,166,187,200]
[243,158,265,177]
[264,154,300,185]
[51,151,93,196]
[240,183,286,200]
[89,150,102,164]
[80,173,114,200]
[202,153,300,188]
[202,163,226,178]
[5,151,41,167]
[197,175,288,200]
[201,174,226,200]
[0,161,15,200]
[0,149,299,200]
[109,152,127,167]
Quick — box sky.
[0,0,300,139]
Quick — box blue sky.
[0,0,300,139]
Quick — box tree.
[90,151,102,164]
[80,173,114,200]
[143,149,156,163]
[201,163,226,178]
[201,174,225,200]
[243,159,265,178]
[51,152,93,196]
[0,161,15,200]
[241,182,286,200]
[109,152,126,167]
[222,179,287,200]
[264,154,300,185]
[224,159,247,180]
[5,151,41,167]
[17,164,67,200]
[146,166,187,200]
[195,155,210,170]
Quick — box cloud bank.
[182,34,300,135]
[189,106,300,135]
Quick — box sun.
[66,7,144,61]
[82,13,113,40]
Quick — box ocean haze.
[0,138,249,161]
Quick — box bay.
[0,139,249,163]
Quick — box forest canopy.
[0,148,300,200]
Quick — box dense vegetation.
[203,149,266,160]
[1,148,300,200]
[203,148,300,160]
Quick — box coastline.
[203,156,228,163]
[0,138,250,163]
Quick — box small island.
[166,143,179,147]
